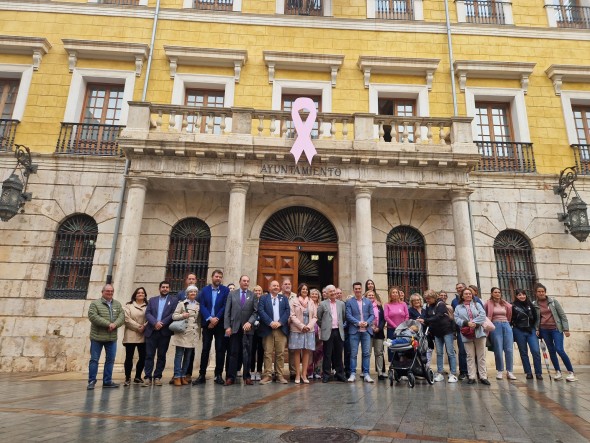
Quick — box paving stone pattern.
[1,371,590,442]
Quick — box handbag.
[169,319,188,333]
[460,326,476,339]
[483,317,496,335]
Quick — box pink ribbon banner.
[290,97,318,165]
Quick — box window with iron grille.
[494,230,536,300]
[166,218,211,295]
[475,102,512,143]
[45,214,98,300]
[282,94,321,139]
[386,226,427,297]
[185,89,225,134]
[378,97,416,142]
[0,79,19,119]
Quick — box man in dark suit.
[257,280,290,384]
[224,275,258,385]
[143,281,177,386]
[346,281,375,383]
[193,269,229,385]
[316,284,347,383]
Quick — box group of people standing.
[87,272,577,390]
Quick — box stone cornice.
[3,1,590,42]
[263,51,345,87]
[545,64,590,96]
[62,39,149,76]
[0,34,51,70]
[357,56,440,90]
[454,60,536,94]
[163,45,247,82]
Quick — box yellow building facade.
[0,0,589,372]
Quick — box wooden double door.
[256,241,338,292]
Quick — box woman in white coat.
[170,285,200,386]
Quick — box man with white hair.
[316,285,347,383]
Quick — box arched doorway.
[257,206,338,291]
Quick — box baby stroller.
[385,319,434,388]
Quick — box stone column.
[355,187,374,283]
[451,190,477,285]
[224,182,249,285]
[113,177,147,301]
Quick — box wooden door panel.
[257,250,298,290]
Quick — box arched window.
[166,218,211,294]
[494,230,536,299]
[386,226,427,297]
[45,214,98,299]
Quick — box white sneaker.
[363,374,374,383]
[237,371,242,378]
[507,372,517,380]
[380,372,387,378]
[313,373,322,379]
[434,373,445,382]
[496,371,503,380]
[448,374,458,383]
[254,372,261,381]
[348,374,356,382]
[566,372,578,382]
[554,371,563,381]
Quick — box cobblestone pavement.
[2,370,590,443]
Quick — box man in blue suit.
[345,281,375,383]
[257,280,290,384]
[193,269,229,386]
[143,281,177,386]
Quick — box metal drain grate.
[280,427,361,443]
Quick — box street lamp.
[0,144,38,222]
[553,166,590,242]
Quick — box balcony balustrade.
[142,103,460,147]
[464,0,506,24]
[99,0,140,5]
[56,123,124,156]
[572,144,590,175]
[476,141,536,173]
[285,0,323,16]
[375,0,415,20]
[193,0,233,11]
[0,119,19,152]
[554,5,590,28]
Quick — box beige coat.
[123,301,147,344]
[170,300,200,349]
[289,296,318,333]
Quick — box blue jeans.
[88,340,117,384]
[455,324,468,374]
[490,321,513,372]
[434,333,457,374]
[539,328,574,373]
[349,331,371,375]
[512,327,542,375]
[173,346,194,378]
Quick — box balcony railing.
[145,103,459,146]
[554,5,590,29]
[56,123,124,156]
[572,144,590,175]
[476,141,536,172]
[285,0,323,16]
[376,0,415,20]
[464,0,506,24]
[0,119,19,152]
[193,0,233,11]
[99,0,140,5]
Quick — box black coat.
[511,300,537,332]
[423,301,455,338]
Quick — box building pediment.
[163,45,248,82]
[263,51,345,87]
[357,56,440,90]
[0,35,51,70]
[454,60,536,94]
[62,39,149,76]
[545,64,590,96]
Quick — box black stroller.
[386,319,434,388]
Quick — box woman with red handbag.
[454,287,490,385]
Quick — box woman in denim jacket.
[454,287,490,385]
[532,283,576,382]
